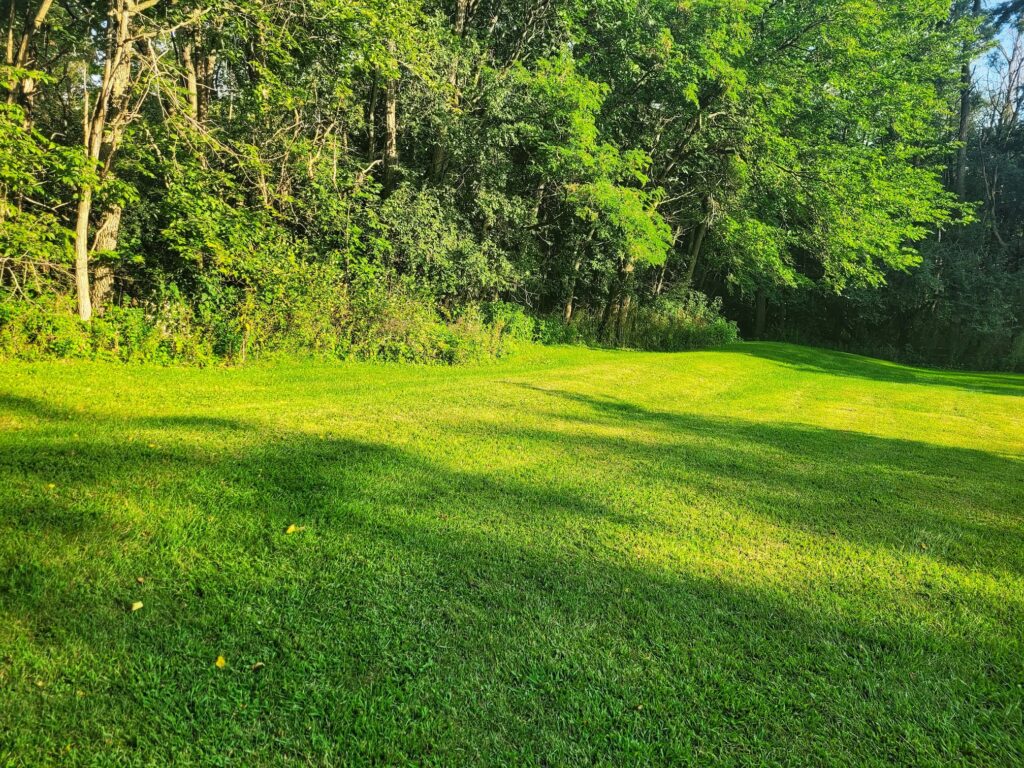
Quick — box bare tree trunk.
[383,41,398,189]
[431,0,470,179]
[74,185,94,321]
[366,74,378,158]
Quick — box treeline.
[0,0,1020,367]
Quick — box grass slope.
[0,343,1022,766]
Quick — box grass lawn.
[1,342,1022,766]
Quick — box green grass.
[1,342,1022,766]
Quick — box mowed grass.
[0,343,1022,767]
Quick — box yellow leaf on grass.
[285,524,306,535]
[215,655,226,669]
[130,601,143,612]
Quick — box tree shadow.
[728,342,1024,397]
[508,384,1024,578]
[0,389,1022,764]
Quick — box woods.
[2,0,1022,368]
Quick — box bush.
[1,260,551,367]
[627,289,739,351]
[0,292,215,364]
[542,288,738,351]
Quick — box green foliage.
[0,293,214,364]
[1,0,1010,368]
[627,288,740,351]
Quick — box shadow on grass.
[509,383,1024,577]
[0,389,1022,764]
[729,342,1024,397]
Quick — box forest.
[1,0,1023,369]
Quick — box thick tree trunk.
[182,35,200,118]
[598,289,617,342]
[90,204,122,311]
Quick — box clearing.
[1,343,1022,765]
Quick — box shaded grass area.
[0,344,1022,766]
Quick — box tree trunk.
[383,41,398,189]
[71,0,140,320]
[615,292,632,346]
[366,74,378,158]
[754,289,767,339]
[90,204,122,311]
[686,221,707,283]
[598,289,617,342]
[563,256,582,323]
[955,0,982,202]
[431,0,470,180]
[6,0,54,107]
[73,185,93,321]
[182,35,200,118]
[614,259,635,346]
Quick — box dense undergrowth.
[0,275,737,365]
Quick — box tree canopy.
[2,0,1021,368]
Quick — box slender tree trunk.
[432,0,470,179]
[614,260,635,346]
[687,198,712,282]
[563,256,582,323]
[366,74,378,158]
[74,185,93,321]
[6,0,54,106]
[383,41,398,189]
[754,289,767,339]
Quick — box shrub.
[542,288,738,351]
[627,289,739,351]
[0,292,215,364]
[1,262,541,366]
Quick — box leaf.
[285,524,306,535]
[215,655,226,669]
[251,661,265,672]
[130,601,143,612]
